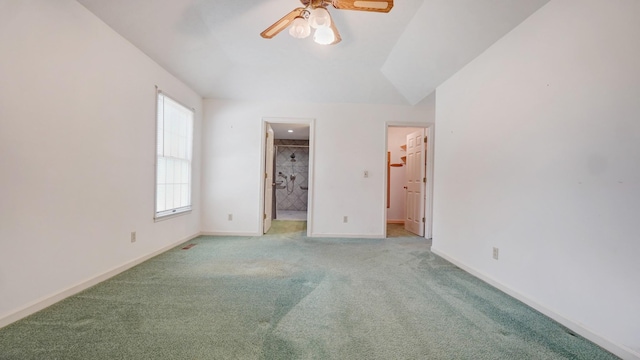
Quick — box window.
[155,91,194,219]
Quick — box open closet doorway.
[261,118,315,236]
[385,123,434,239]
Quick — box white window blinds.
[155,91,194,218]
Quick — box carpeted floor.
[0,221,618,359]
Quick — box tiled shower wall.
[274,140,309,211]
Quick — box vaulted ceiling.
[77,0,550,105]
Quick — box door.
[263,124,275,233]
[405,129,425,236]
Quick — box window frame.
[154,90,194,220]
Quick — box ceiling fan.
[260,0,393,45]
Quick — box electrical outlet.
[343,216,348,223]
[131,231,136,243]
[492,247,499,260]
[228,214,233,221]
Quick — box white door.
[263,125,275,233]
[405,129,426,236]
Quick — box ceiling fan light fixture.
[308,7,331,29]
[289,16,311,38]
[313,25,335,45]
[262,0,395,44]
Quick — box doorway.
[385,123,434,239]
[274,142,309,220]
[261,118,315,236]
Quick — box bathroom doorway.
[385,123,434,239]
[274,142,309,220]
[261,118,315,236]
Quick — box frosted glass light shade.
[289,17,310,38]
[313,26,335,45]
[308,7,331,29]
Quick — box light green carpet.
[0,221,618,359]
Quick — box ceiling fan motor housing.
[300,0,332,9]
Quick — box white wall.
[432,0,640,358]
[201,100,432,237]
[0,0,202,325]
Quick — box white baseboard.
[387,220,405,224]
[309,233,385,239]
[431,247,640,360]
[0,232,201,330]
[201,231,385,239]
[200,231,385,239]
[200,231,261,237]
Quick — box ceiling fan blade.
[260,7,305,39]
[328,12,342,45]
[332,0,393,12]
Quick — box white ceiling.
[270,123,310,140]
[77,0,550,105]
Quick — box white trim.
[154,208,192,222]
[431,248,640,360]
[0,232,201,330]
[309,233,385,239]
[425,124,435,239]
[200,231,261,237]
[386,219,405,224]
[260,117,315,237]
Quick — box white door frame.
[259,117,315,237]
[263,124,275,234]
[384,122,435,239]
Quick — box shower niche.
[274,140,309,220]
